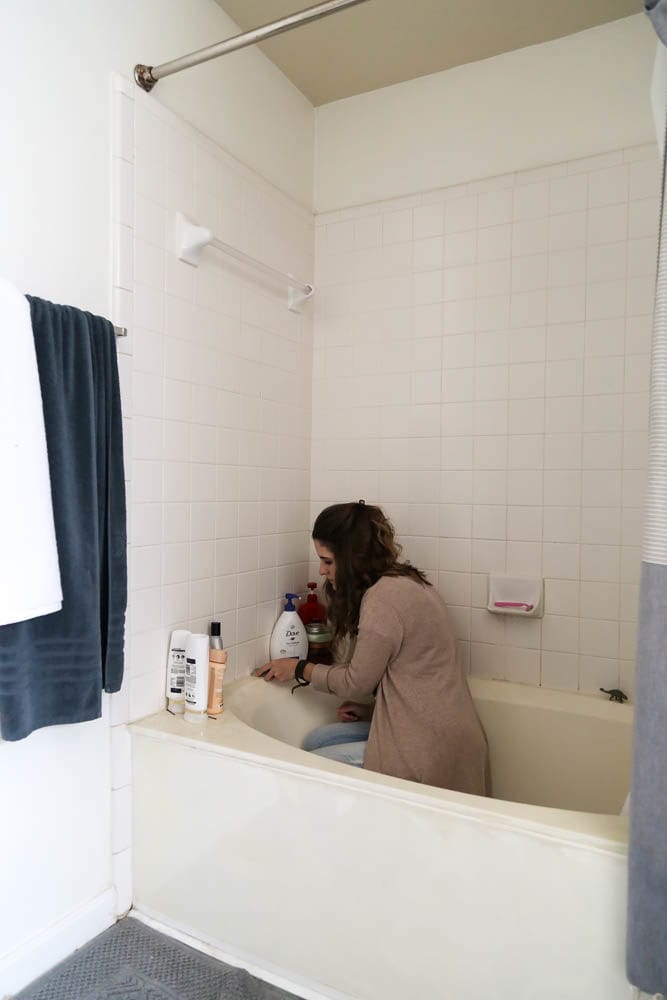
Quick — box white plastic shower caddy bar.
[134,0,370,93]
[176,212,314,313]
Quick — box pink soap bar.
[494,601,534,611]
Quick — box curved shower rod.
[135,0,370,93]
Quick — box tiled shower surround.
[109,78,314,905]
[113,81,314,716]
[109,78,658,910]
[311,144,659,698]
[112,82,658,732]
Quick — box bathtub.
[130,676,633,1000]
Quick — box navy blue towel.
[0,297,127,741]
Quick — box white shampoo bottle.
[269,593,308,661]
[166,628,190,714]
[184,633,210,723]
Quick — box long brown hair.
[312,500,430,640]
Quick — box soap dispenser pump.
[269,593,308,661]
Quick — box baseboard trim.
[1,889,116,998]
[131,907,355,1000]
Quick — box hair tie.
[358,499,365,506]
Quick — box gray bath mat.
[215,969,295,1000]
[14,916,300,1000]
[81,966,182,1000]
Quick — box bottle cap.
[307,582,317,589]
[210,621,221,636]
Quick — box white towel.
[0,278,62,625]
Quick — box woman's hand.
[336,701,373,723]
[255,657,298,683]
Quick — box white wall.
[315,15,656,213]
[104,82,313,977]
[311,143,658,699]
[113,77,314,740]
[0,5,659,994]
[310,13,658,699]
[1,0,313,314]
[0,3,314,995]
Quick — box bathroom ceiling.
[215,0,640,106]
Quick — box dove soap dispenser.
[269,593,308,661]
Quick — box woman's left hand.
[255,657,298,682]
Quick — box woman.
[257,501,490,795]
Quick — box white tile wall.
[109,79,314,888]
[108,88,656,913]
[312,145,659,697]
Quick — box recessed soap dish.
[487,575,543,618]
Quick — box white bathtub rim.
[130,708,628,858]
[468,676,633,724]
[130,907,354,1000]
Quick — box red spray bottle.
[298,582,326,626]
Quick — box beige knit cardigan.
[311,575,490,795]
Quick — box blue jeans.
[302,721,370,767]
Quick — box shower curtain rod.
[135,0,370,93]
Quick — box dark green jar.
[306,622,334,665]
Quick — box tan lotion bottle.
[207,621,227,718]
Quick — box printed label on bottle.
[278,636,303,656]
[169,647,186,693]
[185,657,197,705]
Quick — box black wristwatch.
[294,659,310,686]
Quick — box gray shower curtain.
[627,6,667,996]
[647,0,667,45]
